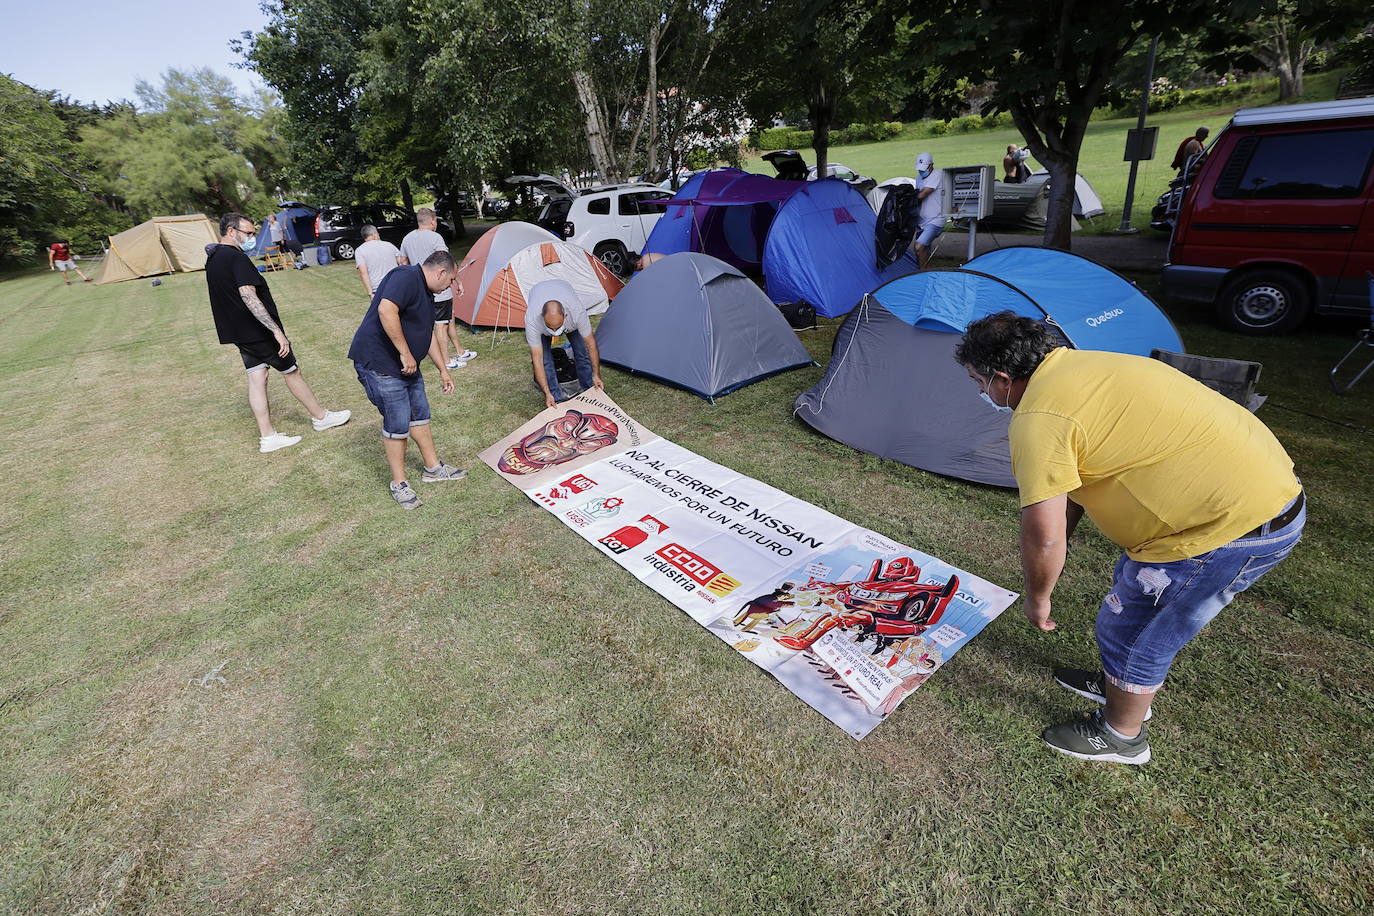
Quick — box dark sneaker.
[421,462,467,482]
[389,480,422,509]
[1041,710,1151,765]
[1054,668,1151,720]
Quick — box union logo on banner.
[537,474,598,506]
[655,544,740,597]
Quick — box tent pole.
[966,219,977,263]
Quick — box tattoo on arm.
[238,284,282,335]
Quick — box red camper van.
[1162,98,1374,335]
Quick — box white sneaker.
[458,349,477,361]
[312,408,352,431]
[259,432,302,453]
[446,356,468,369]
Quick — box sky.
[6,0,270,105]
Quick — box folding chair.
[1329,272,1374,394]
[261,244,295,272]
[1150,349,1266,413]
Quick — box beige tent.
[96,214,220,284]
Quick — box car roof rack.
[1232,96,1374,127]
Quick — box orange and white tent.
[457,222,624,329]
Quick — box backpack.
[777,300,817,330]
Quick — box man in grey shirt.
[400,207,476,370]
[525,278,604,407]
[356,225,403,296]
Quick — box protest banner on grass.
[480,391,1017,738]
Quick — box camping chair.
[261,243,295,272]
[1329,272,1374,394]
[1150,349,1266,413]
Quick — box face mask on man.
[238,235,258,252]
[980,390,1014,414]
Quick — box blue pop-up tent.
[643,169,915,318]
[251,203,318,257]
[794,253,1183,486]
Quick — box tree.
[721,0,909,177]
[80,69,286,219]
[916,1,1213,250]
[0,75,129,261]
[1201,1,1367,100]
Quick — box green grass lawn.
[746,70,1350,234]
[1,247,1371,913]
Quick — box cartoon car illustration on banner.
[497,409,619,475]
[771,557,959,653]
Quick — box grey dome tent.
[596,252,814,401]
[794,249,1183,486]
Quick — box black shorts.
[433,299,453,323]
[236,340,298,373]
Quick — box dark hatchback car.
[315,204,461,260]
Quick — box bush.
[756,126,813,150]
[927,120,950,136]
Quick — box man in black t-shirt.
[348,251,466,509]
[206,212,350,453]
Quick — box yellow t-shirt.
[1009,348,1300,562]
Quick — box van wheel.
[1216,269,1310,335]
[594,242,630,278]
[333,241,356,261]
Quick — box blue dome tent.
[643,170,915,318]
[794,255,1183,486]
[250,203,318,257]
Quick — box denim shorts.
[354,363,430,439]
[1096,495,1305,693]
[915,224,943,247]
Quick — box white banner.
[480,391,1017,739]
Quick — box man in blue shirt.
[348,250,466,508]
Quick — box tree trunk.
[809,94,833,179]
[399,180,414,214]
[1009,97,1091,251]
[573,70,617,183]
[646,20,660,175]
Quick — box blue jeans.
[540,330,594,402]
[355,363,430,439]
[1096,495,1305,693]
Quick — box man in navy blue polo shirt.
[348,250,466,509]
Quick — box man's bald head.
[542,300,566,328]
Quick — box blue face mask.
[980,390,1013,414]
[238,234,258,252]
[918,168,931,179]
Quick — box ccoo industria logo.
[1086,308,1125,328]
[654,544,741,596]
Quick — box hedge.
[755,121,904,150]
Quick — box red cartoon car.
[774,557,958,653]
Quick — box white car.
[504,175,673,276]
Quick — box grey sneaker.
[1042,710,1151,765]
[421,462,467,483]
[1054,668,1152,720]
[389,480,422,509]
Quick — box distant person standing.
[266,213,306,263]
[911,152,945,270]
[1003,144,1031,183]
[355,225,403,297]
[348,252,466,509]
[1171,126,1210,172]
[48,239,92,284]
[205,213,350,453]
[400,207,476,371]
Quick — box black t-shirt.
[205,243,284,344]
[347,265,436,376]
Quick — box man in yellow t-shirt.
[955,312,1304,765]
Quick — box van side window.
[619,192,670,216]
[1215,128,1374,200]
[586,196,611,215]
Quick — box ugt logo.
[654,543,740,596]
[538,474,597,506]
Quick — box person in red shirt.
[47,240,92,284]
